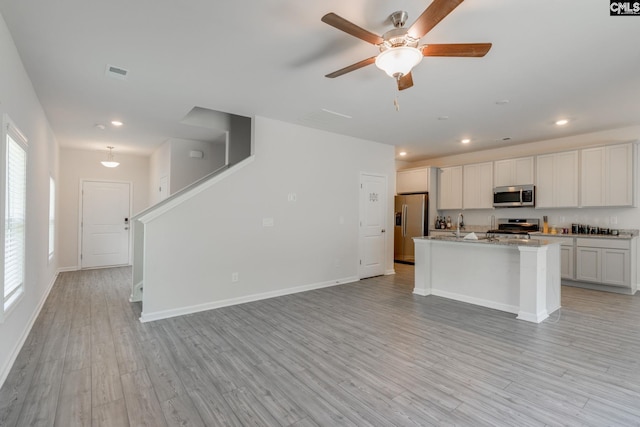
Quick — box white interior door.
[159,175,169,201]
[81,181,131,268]
[359,173,387,279]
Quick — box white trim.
[57,266,79,273]
[0,271,58,389]
[384,269,396,275]
[137,155,255,224]
[430,289,520,315]
[517,309,549,323]
[1,114,29,321]
[139,275,359,323]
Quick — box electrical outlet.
[232,272,239,282]
[262,218,274,227]
[287,193,297,202]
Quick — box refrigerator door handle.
[402,204,408,237]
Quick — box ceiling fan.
[321,0,491,91]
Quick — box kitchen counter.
[531,230,638,240]
[420,235,557,248]
[413,236,561,323]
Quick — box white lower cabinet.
[575,238,631,288]
[560,243,574,280]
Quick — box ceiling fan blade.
[321,13,384,45]
[422,43,492,57]
[325,56,377,78]
[407,0,464,40]
[397,73,414,91]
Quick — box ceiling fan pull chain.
[394,77,401,111]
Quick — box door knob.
[381,229,386,233]
[124,227,129,230]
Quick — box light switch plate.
[262,217,274,227]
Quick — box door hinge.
[359,260,362,265]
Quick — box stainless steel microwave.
[493,185,535,207]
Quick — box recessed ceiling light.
[399,151,407,156]
[555,119,569,126]
[461,138,471,144]
[437,116,449,121]
[111,120,123,127]
[495,99,510,105]
[94,124,105,130]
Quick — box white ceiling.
[1,0,639,162]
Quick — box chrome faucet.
[456,213,464,237]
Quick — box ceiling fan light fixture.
[375,46,423,78]
[101,146,120,168]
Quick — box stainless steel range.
[487,218,540,239]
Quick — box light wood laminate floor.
[2,264,640,426]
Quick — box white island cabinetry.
[413,237,561,323]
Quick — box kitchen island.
[413,236,561,323]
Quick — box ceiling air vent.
[105,64,129,80]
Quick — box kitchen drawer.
[576,238,630,250]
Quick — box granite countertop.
[415,235,558,248]
[531,231,638,240]
[429,226,639,240]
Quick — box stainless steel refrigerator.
[394,193,429,264]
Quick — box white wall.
[139,116,395,319]
[407,125,640,168]
[58,148,150,269]
[0,13,60,387]
[169,139,226,193]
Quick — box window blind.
[4,133,27,307]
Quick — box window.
[49,176,55,261]
[1,115,27,321]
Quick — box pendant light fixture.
[101,146,120,168]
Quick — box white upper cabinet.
[397,168,429,194]
[438,166,463,210]
[463,162,493,209]
[580,143,634,207]
[536,151,579,208]
[494,156,534,187]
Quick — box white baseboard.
[0,271,59,389]
[384,269,396,275]
[139,275,360,323]
[57,266,78,273]
[430,289,519,315]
